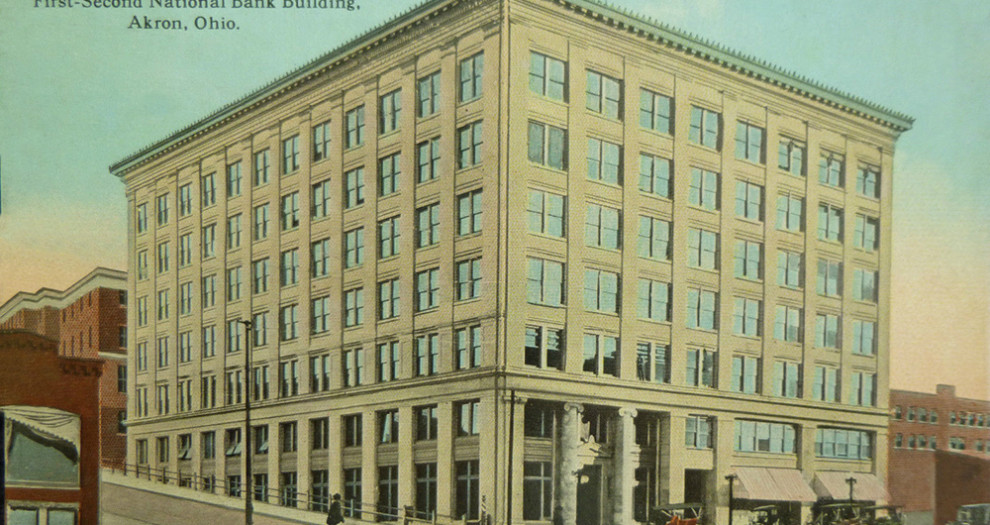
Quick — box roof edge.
[0,267,127,323]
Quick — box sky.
[0,0,987,398]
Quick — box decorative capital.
[618,407,638,419]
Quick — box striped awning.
[732,467,817,502]
[1,405,80,451]
[813,471,889,502]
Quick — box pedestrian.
[326,493,345,525]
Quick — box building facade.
[0,267,129,466]
[889,386,990,525]
[110,1,911,523]
[1,331,103,525]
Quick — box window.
[816,259,842,297]
[586,138,621,184]
[252,425,269,455]
[530,51,566,100]
[135,387,148,416]
[734,240,762,280]
[279,421,298,452]
[638,279,670,322]
[773,361,801,398]
[856,165,880,198]
[776,194,803,232]
[689,106,720,148]
[638,153,672,198]
[283,135,300,174]
[523,462,553,520]
[226,320,245,353]
[156,242,170,273]
[375,216,401,259]
[226,266,242,301]
[584,269,619,314]
[198,224,215,260]
[309,418,330,452]
[686,289,717,331]
[136,203,148,233]
[280,249,299,287]
[252,258,269,294]
[156,290,169,320]
[637,216,670,261]
[819,152,844,187]
[586,70,621,118]
[736,181,763,220]
[455,461,480,520]
[199,173,216,208]
[810,314,839,352]
[582,333,619,376]
[137,250,149,280]
[734,420,796,454]
[456,325,481,369]
[459,52,484,102]
[686,348,716,388]
[201,375,216,408]
[527,121,567,169]
[818,203,843,241]
[416,203,440,248]
[280,472,298,507]
[688,228,719,270]
[310,355,330,392]
[527,258,565,306]
[202,325,216,357]
[281,192,300,230]
[156,194,170,225]
[136,297,148,327]
[456,259,482,301]
[179,183,192,216]
[414,463,438,519]
[640,89,672,134]
[342,348,364,387]
[852,320,877,356]
[527,190,565,237]
[311,296,330,334]
[344,288,364,327]
[731,355,760,394]
[253,203,269,240]
[524,404,555,438]
[636,342,670,383]
[733,297,761,337]
[457,189,483,235]
[343,414,362,447]
[775,250,802,289]
[812,365,840,402]
[907,408,917,422]
[311,238,330,279]
[312,121,331,161]
[778,139,805,176]
[343,468,363,518]
[456,400,480,436]
[854,215,879,252]
[179,283,192,315]
[415,269,439,312]
[815,428,872,459]
[178,234,192,267]
[379,152,401,196]
[689,168,719,210]
[417,137,440,182]
[457,121,483,169]
[377,341,400,382]
[254,150,270,186]
[379,279,400,320]
[344,228,365,268]
[685,415,713,448]
[735,121,765,163]
[414,334,439,376]
[853,268,878,302]
[525,326,563,370]
[280,304,298,341]
[378,410,399,444]
[226,162,242,198]
[849,372,877,407]
[312,180,331,219]
[156,384,169,415]
[345,106,365,148]
[379,89,401,134]
[157,436,170,463]
[344,167,365,208]
[585,203,620,249]
[178,331,192,362]
[417,72,441,118]
[416,405,438,441]
[252,365,270,401]
[774,305,803,342]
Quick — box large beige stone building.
[109,0,912,523]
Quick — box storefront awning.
[1,405,80,452]
[813,471,889,502]
[732,467,817,502]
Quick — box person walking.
[326,493,345,525]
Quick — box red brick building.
[889,385,990,525]
[0,267,128,467]
[1,330,103,524]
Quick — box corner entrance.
[576,464,602,525]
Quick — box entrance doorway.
[576,464,602,525]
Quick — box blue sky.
[0,0,986,397]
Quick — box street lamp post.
[240,319,254,525]
[725,474,738,525]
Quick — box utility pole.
[725,474,738,525]
[240,319,254,525]
[845,476,857,504]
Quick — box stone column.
[612,407,637,525]
[558,402,583,525]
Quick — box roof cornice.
[0,267,127,323]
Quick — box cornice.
[0,267,127,324]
